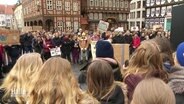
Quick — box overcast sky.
[0,0,18,5]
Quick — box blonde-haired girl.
[131,78,175,104]
[124,40,168,102]
[28,57,98,104]
[0,53,43,103]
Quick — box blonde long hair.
[1,53,43,103]
[131,78,175,104]
[28,57,98,104]
[124,40,168,82]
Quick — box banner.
[91,41,97,60]
[131,26,139,31]
[0,28,20,45]
[32,26,43,32]
[22,26,33,33]
[50,47,61,57]
[98,20,109,33]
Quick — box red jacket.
[132,36,140,49]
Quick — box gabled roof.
[0,4,14,15]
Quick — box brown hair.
[131,78,175,104]
[87,59,115,100]
[152,37,174,66]
[125,40,168,82]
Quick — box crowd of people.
[0,28,183,104]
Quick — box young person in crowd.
[42,34,54,60]
[0,53,43,103]
[168,42,184,104]
[153,37,175,73]
[79,40,123,90]
[28,57,98,104]
[131,78,175,104]
[87,59,128,104]
[32,35,43,54]
[71,35,80,64]
[124,40,168,102]
[61,33,73,62]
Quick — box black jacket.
[100,85,124,104]
[78,58,123,89]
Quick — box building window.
[94,13,98,20]
[57,21,63,30]
[56,1,62,10]
[161,0,165,4]
[137,1,141,8]
[142,11,146,18]
[146,0,150,6]
[74,22,78,32]
[66,21,72,30]
[99,13,102,19]
[156,7,160,16]
[137,11,141,18]
[65,2,70,11]
[73,2,78,11]
[90,0,94,6]
[113,0,116,7]
[125,1,128,8]
[146,9,150,17]
[109,0,112,7]
[100,0,103,7]
[120,0,124,8]
[119,14,122,20]
[143,1,146,7]
[156,0,160,5]
[116,0,119,8]
[47,0,53,10]
[123,14,127,20]
[105,0,108,7]
[89,13,94,20]
[95,0,98,6]
[150,0,155,6]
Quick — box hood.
[168,67,184,94]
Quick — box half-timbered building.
[22,0,80,31]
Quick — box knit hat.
[96,40,114,58]
[176,42,184,66]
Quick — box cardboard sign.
[153,25,163,31]
[22,26,33,33]
[98,20,109,33]
[32,26,42,32]
[50,47,61,57]
[131,26,139,31]
[112,44,129,65]
[0,29,20,45]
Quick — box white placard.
[50,47,61,57]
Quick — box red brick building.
[22,0,81,32]
[81,0,131,31]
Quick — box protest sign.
[22,26,33,33]
[0,29,20,45]
[98,20,109,33]
[131,26,139,31]
[50,47,61,57]
[32,26,43,32]
[91,41,97,60]
[112,44,129,65]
